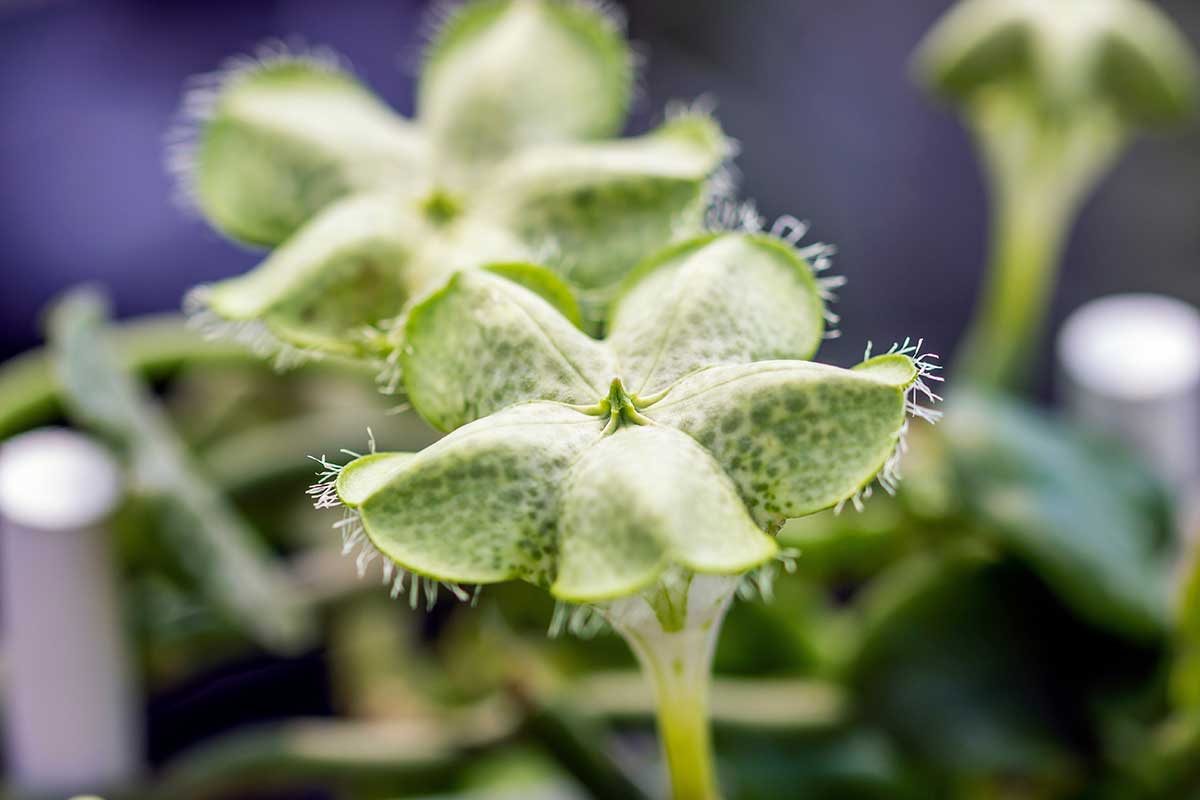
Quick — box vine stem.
[953,90,1125,391]
[605,573,738,800]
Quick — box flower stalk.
[955,92,1124,389]
[605,573,739,800]
[915,0,1198,392]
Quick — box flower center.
[599,377,651,433]
[419,189,463,226]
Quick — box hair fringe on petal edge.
[835,338,943,515]
[411,0,632,78]
[736,547,800,603]
[307,442,481,611]
[164,38,354,216]
[548,600,610,639]
[705,199,845,338]
[184,288,317,371]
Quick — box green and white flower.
[312,231,940,608]
[171,0,733,368]
[309,230,939,799]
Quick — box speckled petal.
[187,57,427,247]
[194,196,532,360]
[482,112,731,293]
[402,269,617,431]
[552,425,777,603]
[643,359,913,526]
[419,0,632,176]
[353,402,604,585]
[193,193,427,359]
[608,234,826,398]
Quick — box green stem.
[953,92,1125,392]
[606,574,737,800]
[955,182,1070,390]
[655,663,720,800]
[0,310,372,441]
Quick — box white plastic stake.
[1058,293,1200,491]
[0,428,142,795]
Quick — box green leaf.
[609,234,826,397]
[192,193,530,360]
[418,0,633,172]
[851,554,1082,782]
[46,290,314,653]
[0,313,254,440]
[942,389,1169,638]
[644,360,912,526]
[553,425,776,602]
[402,269,615,431]
[354,402,603,586]
[186,56,426,247]
[482,112,732,292]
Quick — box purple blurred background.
[1,0,1198,385]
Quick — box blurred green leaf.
[942,389,1172,639]
[1170,534,1200,710]
[154,716,511,800]
[850,553,1082,785]
[0,313,254,440]
[718,726,925,800]
[46,289,315,653]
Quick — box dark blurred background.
[1,0,1197,378]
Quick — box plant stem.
[606,574,738,800]
[953,91,1125,392]
[955,176,1070,390]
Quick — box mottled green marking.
[609,234,826,395]
[553,425,776,601]
[358,402,602,586]
[402,269,615,431]
[643,361,910,527]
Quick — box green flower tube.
[914,0,1198,390]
